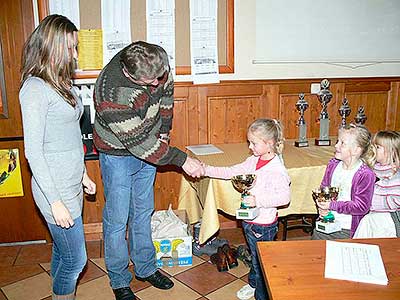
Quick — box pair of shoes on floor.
[113,287,136,300]
[192,236,229,256]
[237,284,255,300]
[135,270,174,290]
[210,243,238,272]
[236,244,252,268]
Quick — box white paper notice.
[101,0,131,66]
[146,0,176,77]
[49,0,80,29]
[186,144,223,156]
[190,0,219,84]
[74,85,95,124]
[325,240,388,285]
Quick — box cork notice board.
[38,0,234,78]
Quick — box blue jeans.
[100,153,157,289]
[47,217,87,296]
[242,221,278,300]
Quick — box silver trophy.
[354,106,367,125]
[338,98,351,128]
[231,174,259,220]
[315,79,332,146]
[294,93,309,147]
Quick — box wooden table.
[257,238,400,300]
[178,141,335,244]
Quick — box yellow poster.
[78,29,103,70]
[0,149,24,198]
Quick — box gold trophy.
[231,174,259,220]
[312,186,341,234]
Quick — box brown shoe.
[210,247,229,272]
[221,244,238,269]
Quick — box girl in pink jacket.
[204,119,291,300]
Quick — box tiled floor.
[0,222,311,300]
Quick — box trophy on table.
[354,105,367,125]
[231,174,259,220]
[312,186,341,234]
[338,97,351,128]
[315,79,333,146]
[294,93,309,147]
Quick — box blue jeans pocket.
[249,222,278,241]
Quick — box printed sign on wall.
[0,149,24,198]
[75,84,99,160]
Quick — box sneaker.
[236,245,252,268]
[237,284,255,300]
[192,239,218,256]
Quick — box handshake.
[182,156,205,178]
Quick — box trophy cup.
[354,106,367,125]
[315,79,333,146]
[312,186,341,234]
[338,97,351,128]
[231,174,259,220]
[294,93,309,147]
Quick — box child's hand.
[242,195,256,207]
[316,200,330,210]
[318,208,329,217]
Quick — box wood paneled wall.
[81,77,400,239]
[1,1,399,244]
[1,74,399,242]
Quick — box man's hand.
[182,156,205,178]
[51,200,74,228]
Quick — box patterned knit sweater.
[93,50,187,166]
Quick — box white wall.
[176,0,400,82]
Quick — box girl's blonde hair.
[339,123,375,168]
[20,14,78,106]
[373,130,400,172]
[248,118,285,155]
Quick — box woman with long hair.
[19,14,96,300]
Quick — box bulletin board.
[37,0,234,78]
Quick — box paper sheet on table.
[325,240,388,285]
[186,144,223,155]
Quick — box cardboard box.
[152,209,192,267]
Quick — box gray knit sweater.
[19,77,85,224]
[93,50,187,167]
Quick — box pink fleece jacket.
[205,155,291,224]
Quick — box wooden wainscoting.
[79,77,400,239]
[1,77,399,243]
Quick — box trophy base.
[315,138,331,146]
[315,220,341,234]
[294,140,309,147]
[236,207,259,220]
